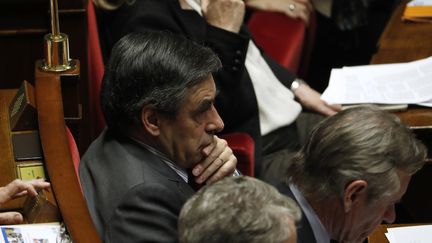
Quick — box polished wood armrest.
[35,61,101,242]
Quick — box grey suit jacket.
[80,129,195,242]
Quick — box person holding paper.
[0,179,50,225]
[277,106,427,243]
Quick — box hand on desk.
[0,179,50,225]
[293,83,341,116]
[192,135,237,185]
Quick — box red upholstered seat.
[248,11,316,76]
[87,0,106,137]
[66,125,81,185]
[221,132,255,177]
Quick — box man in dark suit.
[277,106,427,243]
[80,31,237,242]
[95,0,340,181]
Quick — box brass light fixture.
[40,0,75,72]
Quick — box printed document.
[321,56,432,106]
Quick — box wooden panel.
[0,89,21,209]
[0,0,91,152]
[371,0,432,64]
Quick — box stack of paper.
[402,0,432,22]
[385,225,432,242]
[321,56,432,107]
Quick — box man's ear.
[141,105,160,136]
[343,180,368,213]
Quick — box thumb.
[201,0,210,11]
[0,212,24,225]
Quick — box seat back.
[221,133,255,176]
[66,125,81,184]
[248,11,316,76]
[87,0,106,138]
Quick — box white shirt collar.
[183,0,202,15]
[289,183,330,243]
[132,138,188,183]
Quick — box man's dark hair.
[100,30,222,131]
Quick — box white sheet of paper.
[385,225,432,243]
[408,0,432,6]
[321,56,432,105]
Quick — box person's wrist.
[290,78,308,93]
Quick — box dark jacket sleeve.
[105,183,186,243]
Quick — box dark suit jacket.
[96,0,297,175]
[80,129,195,242]
[277,182,318,243]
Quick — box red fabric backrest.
[248,11,306,73]
[87,0,106,137]
[221,133,255,176]
[66,126,80,184]
[248,10,317,77]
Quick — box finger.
[298,10,310,24]
[0,179,31,202]
[3,179,49,201]
[0,212,24,225]
[193,137,227,176]
[201,0,210,12]
[297,0,314,12]
[316,103,338,116]
[196,156,226,184]
[196,145,232,183]
[206,154,237,184]
[201,136,217,156]
[329,104,342,112]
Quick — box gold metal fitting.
[40,33,75,72]
[39,0,75,72]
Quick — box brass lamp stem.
[50,0,60,36]
[40,0,75,72]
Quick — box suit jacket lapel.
[123,136,196,196]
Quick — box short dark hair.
[100,30,222,131]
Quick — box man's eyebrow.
[196,98,214,113]
[193,89,218,114]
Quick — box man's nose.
[206,106,224,134]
